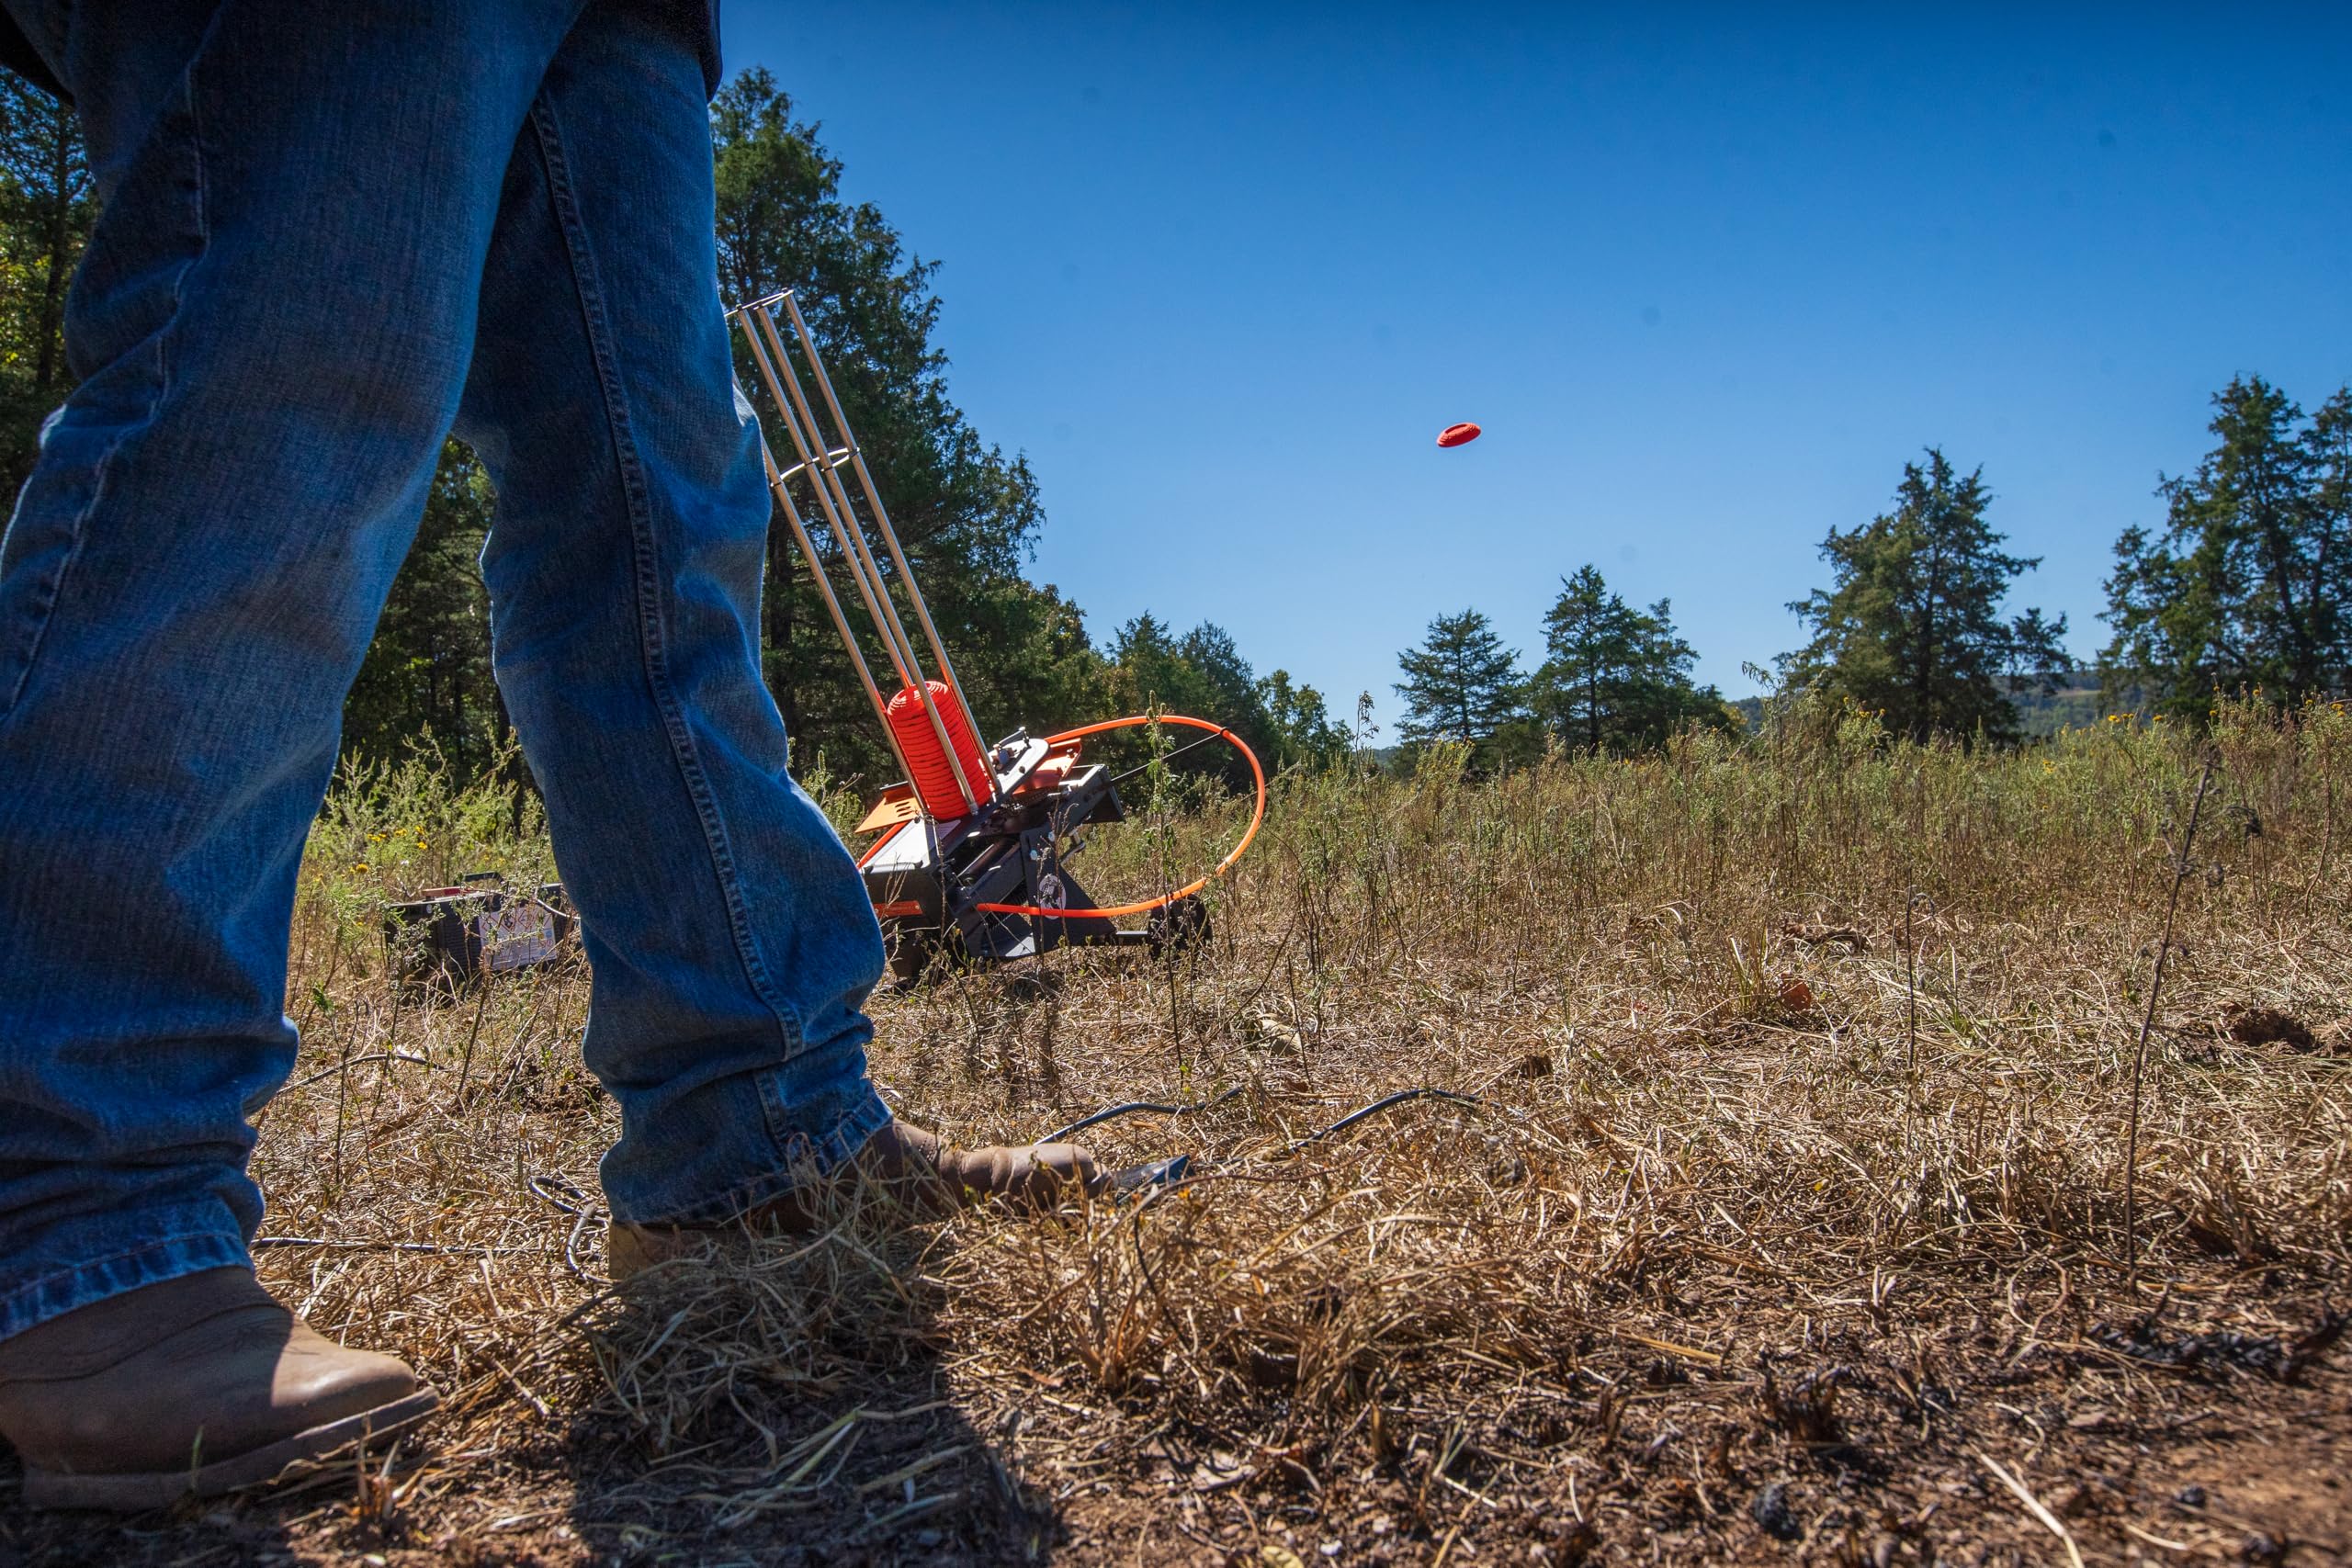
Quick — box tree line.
[1395,382,2351,766]
[1392,571,1731,769]
[4,72,2344,790]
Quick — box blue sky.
[727,4,2352,725]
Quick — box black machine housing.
[383,874,575,992]
[859,730,1206,981]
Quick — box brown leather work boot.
[0,1267,436,1512]
[607,1118,1100,1281]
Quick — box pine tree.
[2101,377,2352,716]
[1102,614,1316,784]
[343,443,501,776]
[1782,448,2068,743]
[1395,610,1523,754]
[1534,564,1728,753]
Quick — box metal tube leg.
[748,301,979,814]
[756,437,896,747]
[778,291,996,795]
[737,310,919,690]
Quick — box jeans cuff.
[600,1020,900,1231]
[0,1202,253,1344]
[642,1081,894,1227]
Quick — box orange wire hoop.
[970,713,1266,920]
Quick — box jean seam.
[0,1226,239,1311]
[0,427,95,716]
[523,96,806,1064]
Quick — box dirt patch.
[2226,1005,2322,1053]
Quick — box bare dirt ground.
[4,710,2347,1564]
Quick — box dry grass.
[5,695,2349,1566]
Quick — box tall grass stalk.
[2124,753,2213,1286]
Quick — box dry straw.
[11,694,2346,1562]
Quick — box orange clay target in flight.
[1437,422,1482,447]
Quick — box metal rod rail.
[746,300,980,813]
[735,334,930,812]
[755,436,908,773]
[775,291,996,801]
[758,309,927,686]
[736,310,921,690]
[737,298,981,816]
[738,322,957,819]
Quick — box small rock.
[1544,1521,1600,1565]
[1753,1481,1803,1540]
[2174,1483,2208,1508]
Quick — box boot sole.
[19,1387,439,1513]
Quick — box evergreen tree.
[1105,613,1214,725]
[1394,609,1523,754]
[2101,376,2352,716]
[0,75,92,495]
[1781,448,2068,743]
[1534,564,1728,752]
[1101,614,1283,784]
[343,443,502,777]
[1090,615,1345,776]
[1255,669,1348,770]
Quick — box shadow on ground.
[0,1218,1061,1568]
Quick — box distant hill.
[2009,685,2122,738]
[1732,675,2142,742]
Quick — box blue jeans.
[0,1,891,1344]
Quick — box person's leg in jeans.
[449,2,1097,1269]
[0,0,593,1506]
[0,0,1091,1506]
[452,3,898,1223]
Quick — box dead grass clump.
[1758,1359,1847,1448]
[575,1217,942,1457]
[956,1117,1577,1436]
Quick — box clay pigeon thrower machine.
[729,293,1263,980]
